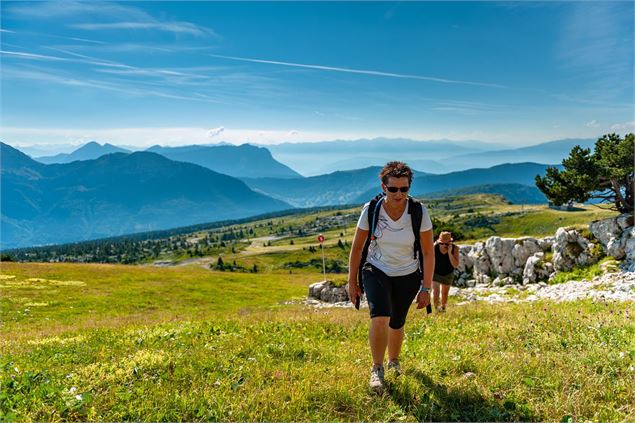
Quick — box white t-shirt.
[357,200,433,276]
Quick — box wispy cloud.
[0,126,344,147]
[584,120,600,128]
[432,99,507,115]
[207,54,505,88]
[6,1,220,39]
[556,2,633,98]
[1,64,227,105]
[71,22,219,38]
[2,45,286,106]
[0,50,70,62]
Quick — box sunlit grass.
[1,263,634,421]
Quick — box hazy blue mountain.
[146,144,301,179]
[1,142,290,249]
[350,162,557,203]
[242,162,552,208]
[444,138,596,169]
[35,141,132,164]
[242,166,429,208]
[16,143,84,158]
[265,137,596,175]
[310,156,449,175]
[423,183,548,204]
[266,137,505,175]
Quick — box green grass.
[548,258,615,285]
[489,207,617,240]
[1,263,634,421]
[0,263,309,337]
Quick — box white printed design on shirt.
[369,215,404,262]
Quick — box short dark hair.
[380,161,413,185]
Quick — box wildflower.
[75,394,83,401]
[69,387,77,394]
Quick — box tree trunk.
[611,177,633,213]
[624,173,634,212]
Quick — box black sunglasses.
[386,186,409,193]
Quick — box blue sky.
[1,1,633,149]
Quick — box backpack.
[357,193,424,292]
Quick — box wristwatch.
[419,286,430,293]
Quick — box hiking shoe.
[387,360,401,376]
[369,366,385,392]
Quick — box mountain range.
[422,184,547,204]
[2,137,583,248]
[265,137,595,175]
[1,142,290,249]
[34,142,301,179]
[242,162,555,208]
[144,144,300,179]
[36,142,131,164]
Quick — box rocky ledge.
[305,271,635,309]
[453,271,635,305]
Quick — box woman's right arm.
[347,227,369,303]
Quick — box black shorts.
[362,263,422,330]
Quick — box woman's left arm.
[419,229,434,289]
[449,244,460,268]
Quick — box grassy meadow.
[1,260,634,422]
[1,196,631,421]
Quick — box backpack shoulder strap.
[408,196,423,233]
[358,193,385,291]
[368,193,384,240]
[408,197,423,262]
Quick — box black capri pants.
[362,263,422,329]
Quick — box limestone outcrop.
[589,213,634,272]
[308,280,349,303]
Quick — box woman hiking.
[347,161,434,392]
[432,231,459,312]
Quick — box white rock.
[589,217,622,247]
[485,237,516,275]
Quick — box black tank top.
[434,243,455,276]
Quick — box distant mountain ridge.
[1,142,290,249]
[145,144,301,179]
[242,167,429,208]
[264,137,595,175]
[266,137,504,175]
[423,183,547,204]
[242,162,555,208]
[444,138,596,170]
[35,141,131,164]
[354,162,559,202]
[30,141,302,179]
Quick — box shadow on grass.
[385,369,537,422]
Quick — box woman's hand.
[348,280,362,305]
[416,291,431,309]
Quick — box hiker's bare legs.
[441,284,450,309]
[387,326,404,362]
[369,316,390,366]
[433,281,441,309]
